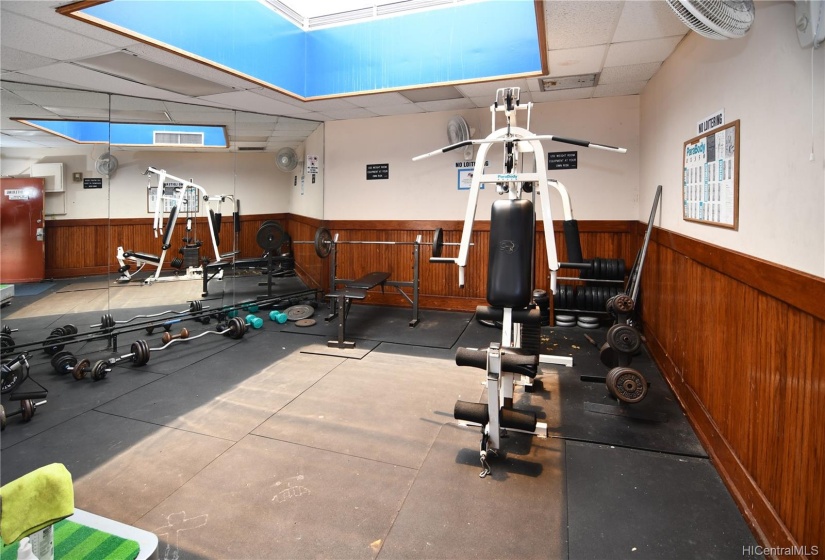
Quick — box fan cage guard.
[276,148,298,172]
[666,0,755,39]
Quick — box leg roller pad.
[454,401,489,425]
[500,408,537,432]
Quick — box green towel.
[0,463,74,545]
[0,519,140,560]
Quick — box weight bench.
[325,271,390,349]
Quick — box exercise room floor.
[1,274,761,560]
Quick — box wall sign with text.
[682,120,739,230]
[366,163,389,180]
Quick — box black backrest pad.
[162,205,179,248]
[210,209,221,246]
[487,199,533,308]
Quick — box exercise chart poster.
[682,120,739,230]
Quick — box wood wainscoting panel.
[642,228,825,556]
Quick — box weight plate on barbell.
[285,305,314,321]
[606,324,642,355]
[0,333,15,356]
[613,294,635,314]
[606,366,648,404]
[189,300,203,313]
[256,220,286,252]
[1,361,23,395]
[91,360,108,381]
[314,227,333,259]
[73,358,90,381]
[21,399,34,422]
[295,318,316,327]
[52,351,77,374]
[227,316,247,339]
[432,228,444,258]
[0,405,5,431]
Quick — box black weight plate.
[286,305,314,321]
[43,333,65,356]
[21,399,34,422]
[227,317,247,339]
[62,324,78,335]
[314,227,333,259]
[606,324,642,355]
[53,351,77,374]
[1,362,23,394]
[576,286,586,310]
[0,405,5,430]
[553,288,560,309]
[592,258,600,280]
[606,367,647,404]
[566,285,575,310]
[1,333,16,356]
[618,259,626,279]
[432,228,444,258]
[256,220,286,252]
[190,300,203,313]
[91,360,108,381]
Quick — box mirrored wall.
[0,82,323,356]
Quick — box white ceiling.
[0,0,689,151]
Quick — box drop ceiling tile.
[0,11,118,61]
[613,1,688,42]
[126,43,266,90]
[593,81,647,98]
[343,92,410,107]
[543,1,624,49]
[364,104,424,116]
[21,63,199,102]
[314,107,378,120]
[455,78,530,99]
[299,98,362,112]
[197,90,312,116]
[529,87,595,103]
[599,62,662,85]
[1,1,137,49]
[414,98,476,112]
[6,88,108,110]
[547,45,607,77]
[1,46,57,72]
[604,36,684,67]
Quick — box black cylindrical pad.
[500,408,537,432]
[454,401,489,425]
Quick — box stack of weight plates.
[555,314,576,327]
[577,316,600,329]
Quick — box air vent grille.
[153,131,204,146]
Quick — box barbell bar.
[295,227,468,259]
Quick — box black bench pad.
[326,288,367,300]
[124,251,161,264]
[347,271,390,289]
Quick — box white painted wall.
[289,124,325,219]
[1,148,297,220]
[324,95,640,221]
[640,1,825,277]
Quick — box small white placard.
[306,155,319,174]
[697,109,724,135]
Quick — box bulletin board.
[682,120,739,230]
[147,183,200,214]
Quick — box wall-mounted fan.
[276,147,299,172]
[95,152,119,177]
[666,0,755,40]
[447,115,473,161]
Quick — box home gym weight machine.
[414,87,627,477]
[116,167,237,284]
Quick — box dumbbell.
[162,328,190,344]
[269,310,288,324]
[0,399,46,431]
[245,314,264,329]
[72,358,110,381]
[42,325,78,356]
[51,351,78,375]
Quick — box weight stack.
[532,289,550,326]
[182,246,200,268]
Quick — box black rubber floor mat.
[565,440,760,559]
